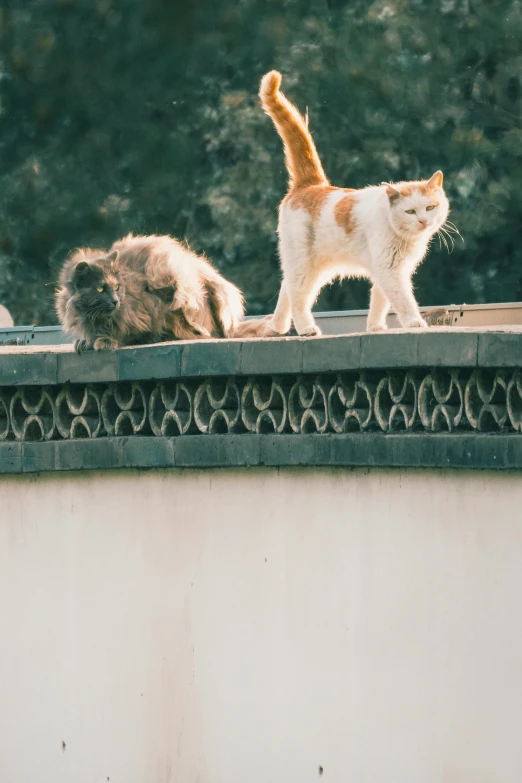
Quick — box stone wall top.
[1,327,522,474]
[1,327,521,387]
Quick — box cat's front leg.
[93,337,120,351]
[367,285,391,332]
[293,315,322,337]
[402,313,428,329]
[372,270,427,330]
[74,337,93,354]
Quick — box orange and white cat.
[260,70,450,335]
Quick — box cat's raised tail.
[259,70,328,189]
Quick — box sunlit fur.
[56,234,274,352]
[260,70,450,335]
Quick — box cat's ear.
[73,261,91,279]
[384,183,401,201]
[71,261,92,289]
[427,170,443,189]
[107,250,119,269]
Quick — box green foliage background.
[1,0,520,325]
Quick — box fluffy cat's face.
[71,250,122,317]
[385,171,449,239]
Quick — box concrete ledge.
[1,328,522,474]
[2,433,522,473]
[0,327,521,386]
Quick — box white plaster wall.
[0,467,521,783]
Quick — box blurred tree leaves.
[0,0,521,324]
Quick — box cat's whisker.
[444,225,460,238]
[440,227,455,253]
[86,306,107,323]
[442,229,454,253]
[437,231,447,252]
[444,221,464,242]
[444,229,455,247]
[437,230,450,254]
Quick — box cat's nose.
[418,219,427,228]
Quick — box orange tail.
[232,315,277,339]
[259,70,328,189]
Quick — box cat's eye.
[426,205,436,211]
[96,287,104,293]
[115,284,120,291]
[405,209,416,214]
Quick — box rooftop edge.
[0,327,521,386]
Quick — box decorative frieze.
[1,368,521,442]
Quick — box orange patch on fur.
[286,186,355,223]
[418,182,437,196]
[106,273,119,288]
[334,193,357,234]
[286,185,337,221]
[398,182,437,198]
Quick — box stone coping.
[1,434,521,473]
[1,327,522,473]
[0,327,521,386]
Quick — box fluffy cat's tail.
[259,70,328,189]
[232,315,277,339]
[205,276,245,337]
[204,268,277,340]
[205,268,277,339]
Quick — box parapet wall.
[1,326,522,473]
[2,327,522,783]
[1,465,522,783]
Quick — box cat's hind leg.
[277,214,323,336]
[287,269,324,336]
[271,282,292,334]
[171,285,212,338]
[167,311,211,340]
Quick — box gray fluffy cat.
[56,233,273,352]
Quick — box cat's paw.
[404,316,428,329]
[367,323,388,333]
[74,338,91,354]
[93,337,119,351]
[299,325,322,337]
[271,316,292,335]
